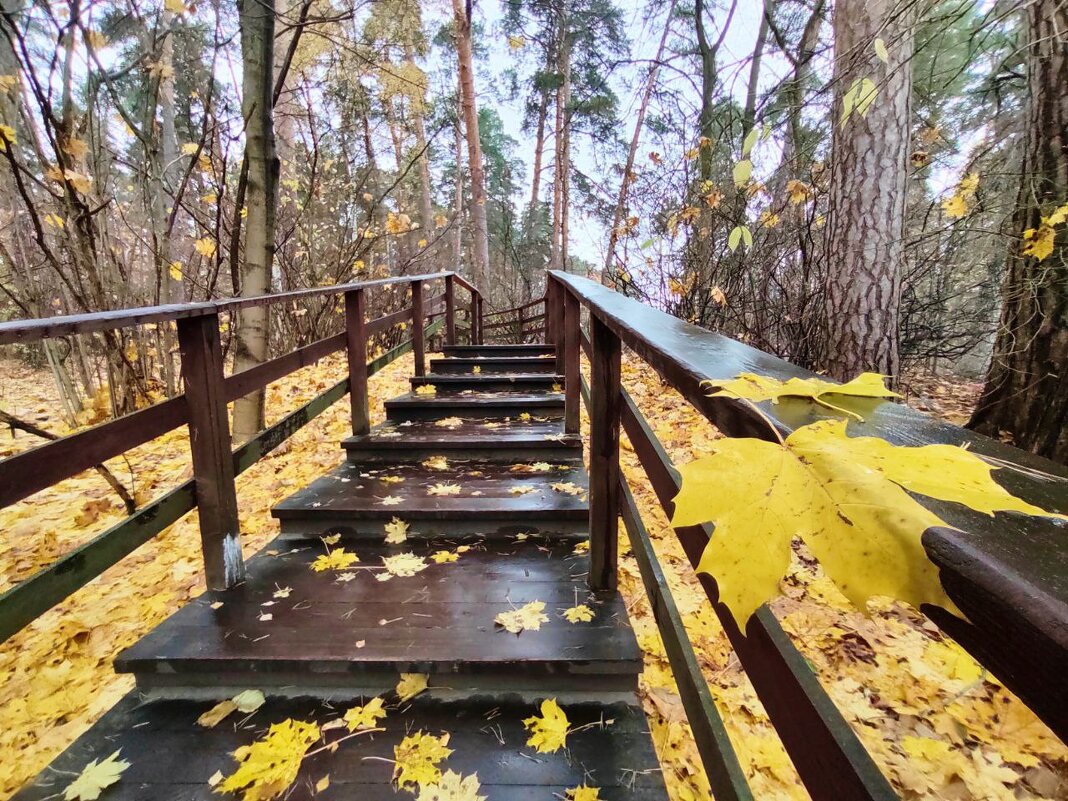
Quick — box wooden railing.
[544,270,1068,801]
[0,272,483,642]
[479,297,546,344]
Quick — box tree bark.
[970,0,1068,462]
[451,0,489,287]
[550,6,571,271]
[232,0,279,442]
[821,0,912,380]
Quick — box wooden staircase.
[13,342,668,801]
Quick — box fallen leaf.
[394,732,452,790]
[344,697,386,731]
[495,601,549,634]
[219,718,320,801]
[385,517,409,544]
[64,750,129,800]
[523,699,569,753]
[562,604,594,623]
[396,673,429,702]
[417,770,486,801]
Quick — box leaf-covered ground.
[0,355,1065,800]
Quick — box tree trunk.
[451,78,465,271]
[405,44,435,248]
[232,0,279,442]
[821,0,912,380]
[528,85,550,211]
[451,0,489,287]
[550,8,571,271]
[969,0,1068,462]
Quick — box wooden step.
[12,693,667,801]
[271,459,588,538]
[442,344,555,358]
[431,356,558,374]
[115,540,640,693]
[411,374,563,394]
[385,392,563,422]
[343,417,582,464]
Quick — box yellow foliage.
[310,547,359,572]
[562,604,594,623]
[417,770,485,801]
[63,750,129,800]
[393,731,452,789]
[344,697,386,731]
[194,237,217,258]
[706,371,898,418]
[396,673,429,702]
[523,698,569,753]
[218,719,319,801]
[495,600,549,633]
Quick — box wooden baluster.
[412,279,426,376]
[176,312,245,590]
[551,281,566,374]
[345,287,369,435]
[475,293,484,344]
[588,314,621,591]
[563,289,580,434]
[546,281,558,344]
[445,275,456,346]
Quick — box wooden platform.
[12,342,667,800]
[430,355,558,373]
[115,540,641,691]
[410,373,564,393]
[12,694,666,801]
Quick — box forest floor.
[0,354,1064,801]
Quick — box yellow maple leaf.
[394,731,452,789]
[380,495,403,506]
[218,719,320,801]
[523,699,569,753]
[550,482,584,496]
[396,673,429,702]
[181,142,199,155]
[168,261,183,281]
[415,384,437,396]
[382,552,428,577]
[64,750,129,800]
[164,0,189,13]
[672,418,1066,623]
[566,787,601,801]
[495,601,549,634]
[422,455,449,470]
[786,179,811,205]
[562,604,594,623]
[417,770,485,801]
[435,417,464,429]
[705,371,898,420]
[195,237,217,258]
[344,697,386,731]
[62,137,88,160]
[427,482,461,497]
[942,193,970,219]
[311,548,359,572]
[431,550,458,563]
[1022,225,1055,261]
[384,516,409,544]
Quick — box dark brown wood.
[384,391,564,421]
[0,272,451,345]
[563,287,581,434]
[116,540,637,686]
[410,373,562,393]
[345,288,369,435]
[474,293,484,344]
[11,694,666,801]
[176,313,244,590]
[546,280,558,344]
[442,344,555,357]
[224,332,346,402]
[430,356,557,374]
[0,395,188,510]
[445,274,456,346]
[365,305,411,336]
[411,280,426,376]
[588,315,621,591]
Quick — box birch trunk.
[232,0,279,442]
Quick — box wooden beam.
[563,289,580,434]
[176,313,244,590]
[588,315,621,590]
[346,288,370,436]
[411,280,426,376]
[445,275,456,346]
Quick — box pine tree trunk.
[232,0,279,442]
[529,86,549,211]
[451,0,489,287]
[550,9,571,271]
[969,0,1068,462]
[821,0,912,380]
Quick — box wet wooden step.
[442,344,555,358]
[385,392,563,422]
[343,417,582,464]
[411,374,563,394]
[271,459,588,538]
[12,693,667,800]
[431,356,558,374]
[115,540,640,692]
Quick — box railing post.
[176,312,245,590]
[588,314,621,590]
[563,289,580,434]
[345,287,369,435]
[474,292,484,345]
[445,275,456,347]
[412,279,426,375]
[550,281,566,373]
[546,281,558,344]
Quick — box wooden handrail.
[551,269,1068,742]
[0,272,452,345]
[482,297,546,318]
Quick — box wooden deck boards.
[115,540,642,687]
[430,356,558,373]
[384,392,564,421]
[11,694,667,800]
